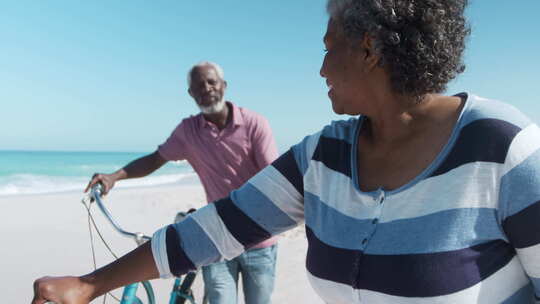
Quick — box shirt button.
[372,218,378,224]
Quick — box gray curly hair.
[327,0,470,98]
[187,61,225,87]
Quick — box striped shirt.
[152,93,540,303]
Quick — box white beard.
[198,98,226,114]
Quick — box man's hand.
[31,276,94,304]
[84,173,118,195]
[83,152,166,195]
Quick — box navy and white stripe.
[152,94,540,303]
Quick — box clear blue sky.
[1,0,539,152]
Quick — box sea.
[0,150,197,197]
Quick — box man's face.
[188,65,227,109]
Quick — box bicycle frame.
[88,185,198,304]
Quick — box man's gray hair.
[187,61,225,86]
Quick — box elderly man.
[85,61,279,304]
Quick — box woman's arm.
[32,242,158,304]
[499,124,540,302]
[32,145,308,303]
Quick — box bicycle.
[80,184,204,304]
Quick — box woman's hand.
[31,276,94,304]
[32,242,159,304]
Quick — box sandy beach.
[1,182,323,303]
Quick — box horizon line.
[0,149,152,154]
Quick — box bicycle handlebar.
[89,184,151,244]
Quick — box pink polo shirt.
[158,102,279,248]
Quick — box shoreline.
[0,172,200,199]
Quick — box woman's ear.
[360,35,380,71]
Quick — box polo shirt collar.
[198,101,244,128]
[229,102,244,127]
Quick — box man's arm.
[84,151,167,195]
[32,242,158,304]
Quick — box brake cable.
[81,195,121,303]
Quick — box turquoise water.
[0,150,195,196]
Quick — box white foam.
[0,172,198,197]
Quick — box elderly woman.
[33,0,540,303]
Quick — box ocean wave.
[0,172,198,196]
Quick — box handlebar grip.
[90,183,104,201]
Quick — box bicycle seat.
[174,208,197,224]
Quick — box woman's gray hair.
[187,61,225,86]
[326,0,470,98]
